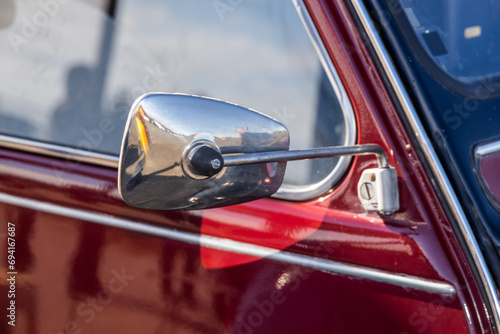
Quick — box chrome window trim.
[275,0,357,201]
[350,0,500,330]
[0,134,118,168]
[474,139,500,212]
[0,0,357,201]
[476,140,500,157]
[0,191,455,296]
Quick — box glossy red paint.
[0,202,469,333]
[0,1,494,333]
[0,147,455,281]
[200,200,327,268]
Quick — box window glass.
[0,0,349,189]
[392,0,500,97]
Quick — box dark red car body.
[0,0,498,333]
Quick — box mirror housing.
[118,93,289,210]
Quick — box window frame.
[274,0,356,201]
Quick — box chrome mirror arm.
[187,143,399,215]
[222,144,389,169]
[187,144,389,177]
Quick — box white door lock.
[357,167,399,215]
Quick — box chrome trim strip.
[0,191,455,296]
[224,144,388,168]
[274,0,357,201]
[476,140,500,157]
[350,0,500,329]
[474,141,500,212]
[0,135,118,168]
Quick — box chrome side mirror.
[118,93,289,210]
[119,93,399,214]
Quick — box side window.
[0,0,355,199]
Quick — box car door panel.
[0,176,470,334]
[0,0,494,333]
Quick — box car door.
[0,0,493,333]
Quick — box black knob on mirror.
[189,145,224,177]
